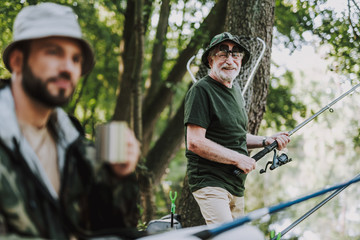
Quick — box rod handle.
[252,141,278,161]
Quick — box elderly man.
[184,32,290,225]
[0,3,140,239]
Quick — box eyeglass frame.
[210,44,245,61]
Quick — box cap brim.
[201,39,251,68]
[2,37,95,76]
[79,39,95,75]
[2,41,18,73]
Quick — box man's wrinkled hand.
[266,132,290,150]
[236,155,256,174]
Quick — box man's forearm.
[188,137,244,166]
[186,124,256,173]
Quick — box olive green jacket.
[0,84,139,239]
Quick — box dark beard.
[21,63,74,108]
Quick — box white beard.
[212,63,240,84]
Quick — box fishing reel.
[260,149,292,174]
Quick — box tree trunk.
[112,0,153,124]
[146,100,185,185]
[141,0,229,156]
[142,0,171,154]
[226,0,276,134]
[145,0,170,106]
[112,0,136,122]
[112,0,149,224]
[133,0,144,141]
[177,175,206,228]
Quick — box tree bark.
[112,0,154,124]
[112,0,136,122]
[177,175,206,228]
[133,0,144,141]
[142,0,171,154]
[146,100,185,185]
[226,0,276,134]
[144,0,170,107]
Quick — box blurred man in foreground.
[0,3,140,239]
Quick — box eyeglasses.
[214,44,245,61]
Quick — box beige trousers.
[192,186,245,225]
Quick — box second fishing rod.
[234,82,360,176]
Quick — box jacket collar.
[0,85,80,199]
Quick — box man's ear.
[8,49,24,73]
[208,56,213,68]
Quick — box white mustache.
[221,63,236,69]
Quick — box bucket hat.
[201,32,250,68]
[2,2,95,76]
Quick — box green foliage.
[274,0,328,51]
[151,147,186,219]
[275,0,360,80]
[262,68,307,132]
[313,1,359,79]
[66,1,124,135]
[353,128,360,148]
[0,1,25,78]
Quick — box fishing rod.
[270,172,360,240]
[234,82,360,176]
[192,174,360,240]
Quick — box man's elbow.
[187,139,199,153]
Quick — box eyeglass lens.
[217,44,244,59]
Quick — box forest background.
[1,0,359,239]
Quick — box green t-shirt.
[184,76,249,197]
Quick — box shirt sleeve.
[184,84,211,129]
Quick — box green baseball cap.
[2,2,95,76]
[201,32,250,68]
